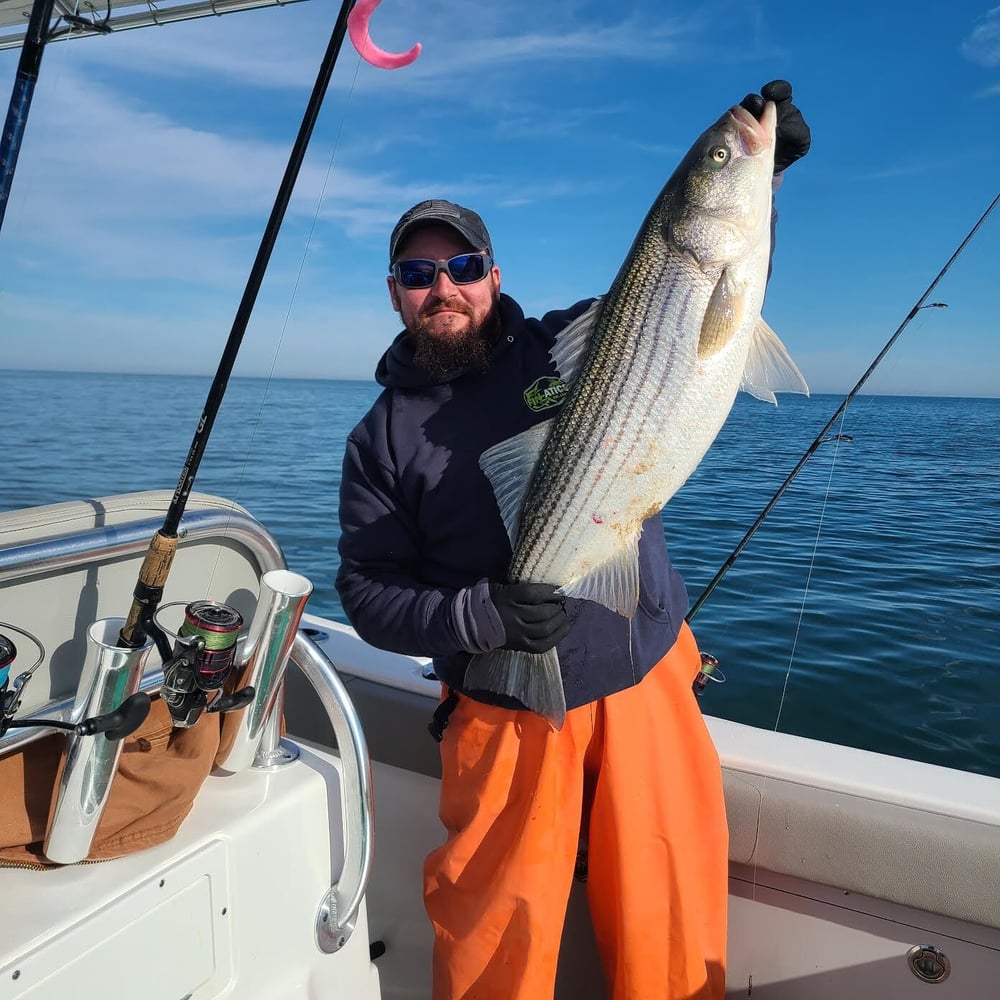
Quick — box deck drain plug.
[906,944,950,983]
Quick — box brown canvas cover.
[0,685,251,866]
[0,492,273,867]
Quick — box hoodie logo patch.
[524,376,568,412]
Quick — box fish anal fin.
[558,526,641,618]
[699,268,745,359]
[740,317,810,404]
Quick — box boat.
[2,488,998,998]
[2,4,998,998]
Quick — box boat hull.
[296,614,1000,998]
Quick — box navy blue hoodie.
[336,293,690,711]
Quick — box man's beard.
[411,296,500,379]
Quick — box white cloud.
[0,31,653,291]
[0,63,420,284]
[56,2,712,94]
[46,5,332,89]
[962,6,1000,67]
[0,0,764,278]
[4,0,993,399]
[858,161,941,182]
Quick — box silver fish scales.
[470,101,808,727]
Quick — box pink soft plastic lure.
[348,0,421,70]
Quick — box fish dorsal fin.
[550,298,603,385]
[558,525,642,618]
[699,267,745,359]
[740,317,810,404]
[479,420,553,546]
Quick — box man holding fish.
[337,80,811,1000]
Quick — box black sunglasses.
[391,252,493,289]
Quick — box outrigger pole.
[0,0,56,231]
[118,0,361,648]
[687,190,1000,623]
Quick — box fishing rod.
[687,189,1000,625]
[0,0,56,232]
[118,0,362,661]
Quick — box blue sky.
[1,0,998,396]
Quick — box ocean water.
[3,369,998,778]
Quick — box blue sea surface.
[3,370,998,778]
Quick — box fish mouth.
[729,101,776,156]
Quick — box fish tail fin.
[464,647,567,730]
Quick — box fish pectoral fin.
[479,421,552,546]
[550,298,603,385]
[558,529,641,618]
[699,268,745,359]
[740,317,810,404]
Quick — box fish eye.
[709,145,729,164]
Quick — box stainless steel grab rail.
[0,507,285,585]
[291,632,374,954]
[1,502,375,941]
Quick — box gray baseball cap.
[389,199,492,262]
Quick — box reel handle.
[3,691,152,740]
[208,686,256,715]
[76,691,152,740]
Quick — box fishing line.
[741,424,847,999]
[201,18,370,592]
[744,300,970,983]
[770,408,849,733]
[687,189,1000,623]
[118,0,363,650]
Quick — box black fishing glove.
[489,581,571,654]
[740,79,811,173]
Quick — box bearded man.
[385,201,502,379]
[336,75,810,999]
[335,196,725,1000]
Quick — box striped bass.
[467,99,808,728]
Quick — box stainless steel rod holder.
[216,569,312,773]
[253,681,297,768]
[43,618,153,864]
